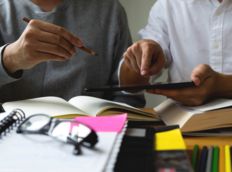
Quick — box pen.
[22,17,97,56]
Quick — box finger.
[34,41,72,59]
[148,88,180,98]
[126,49,141,72]
[148,49,165,75]
[146,89,157,94]
[151,89,172,96]
[29,19,83,48]
[131,43,142,68]
[124,54,140,73]
[146,88,204,106]
[191,64,212,86]
[36,30,76,55]
[123,53,131,67]
[33,51,66,62]
[141,46,153,76]
[191,75,201,86]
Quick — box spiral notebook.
[0,110,127,172]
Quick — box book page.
[154,99,194,128]
[69,96,154,117]
[2,97,87,117]
[155,99,232,132]
[181,98,232,113]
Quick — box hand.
[123,39,165,77]
[3,19,83,73]
[148,64,221,106]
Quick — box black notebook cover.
[114,127,155,172]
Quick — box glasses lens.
[20,115,50,132]
[50,121,93,144]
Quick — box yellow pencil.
[220,145,225,172]
[225,145,231,172]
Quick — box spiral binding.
[0,109,25,135]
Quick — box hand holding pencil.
[22,17,97,56]
[2,17,97,74]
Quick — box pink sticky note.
[75,114,127,133]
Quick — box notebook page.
[0,132,117,172]
[0,114,128,172]
[0,112,9,120]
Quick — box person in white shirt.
[119,0,232,106]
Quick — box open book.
[154,99,232,133]
[2,96,158,121]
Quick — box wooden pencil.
[22,17,97,56]
[225,145,231,172]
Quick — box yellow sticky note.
[155,128,186,151]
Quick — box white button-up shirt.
[139,0,232,82]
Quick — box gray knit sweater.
[0,0,145,107]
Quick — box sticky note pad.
[75,113,127,133]
[155,128,186,151]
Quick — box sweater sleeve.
[0,42,20,86]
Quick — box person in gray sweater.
[0,0,145,107]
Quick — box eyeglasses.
[17,114,98,155]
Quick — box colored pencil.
[206,146,213,172]
[230,145,232,170]
[219,145,225,172]
[192,144,199,171]
[199,146,208,172]
[212,146,219,172]
[225,145,231,172]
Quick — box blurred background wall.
[119,0,167,107]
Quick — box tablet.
[84,81,195,92]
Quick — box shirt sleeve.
[139,0,172,67]
[107,1,146,108]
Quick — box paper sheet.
[0,132,118,172]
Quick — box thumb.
[191,64,212,86]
